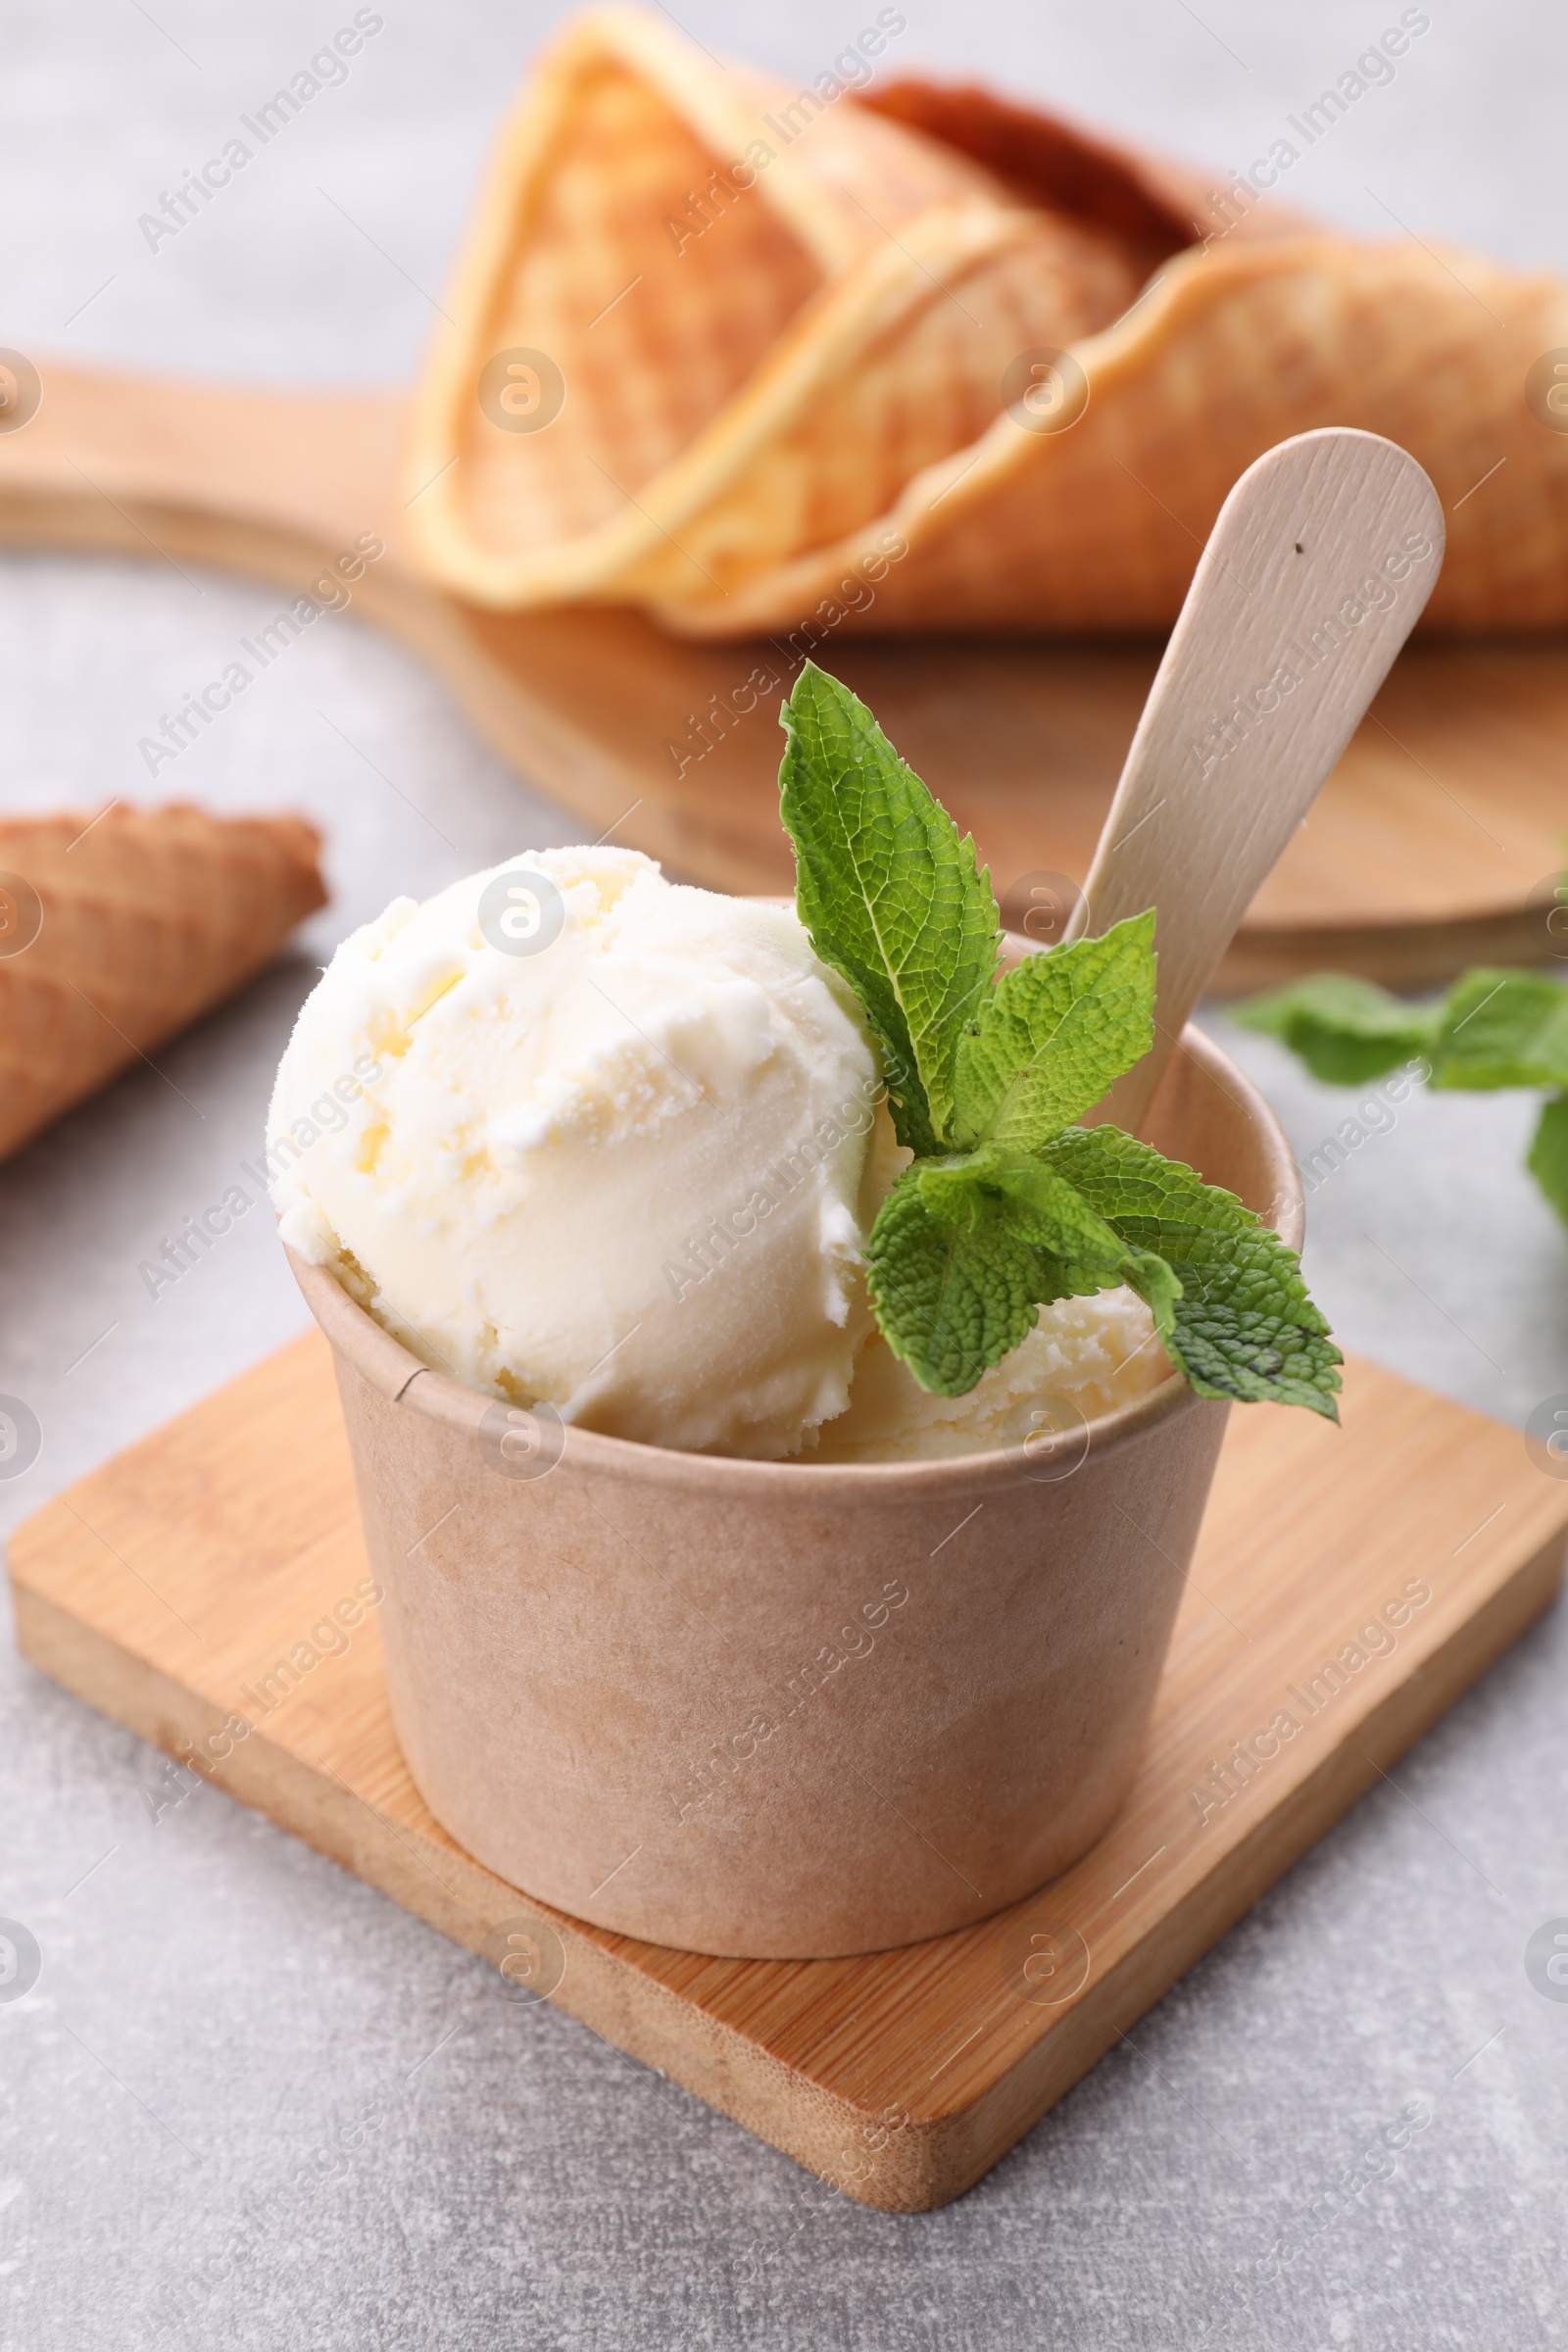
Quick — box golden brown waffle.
[0,806,326,1160]
[403,4,1568,635]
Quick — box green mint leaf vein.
[950,909,1155,1151]
[779,662,999,1155]
[1043,1125,1342,1418]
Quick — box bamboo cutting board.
[8,1334,1565,2209]
[0,360,1565,991]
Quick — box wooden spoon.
[1070,426,1445,1134]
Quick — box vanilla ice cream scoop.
[268,848,891,1457]
[810,1290,1173,1463]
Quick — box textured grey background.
[3,4,1568,2348]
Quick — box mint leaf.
[780,662,1000,1153]
[865,1173,1045,1396]
[1238,961,1568,1263]
[1239,967,1568,1092]
[881,1147,1182,1395]
[913,1147,1129,1286]
[1235,973,1436,1085]
[1527,1094,1568,1228]
[997,1159,1185,1348]
[1430,969,1568,1090]
[901,1150,1008,1227]
[950,911,1156,1151]
[1042,1125,1342,1418]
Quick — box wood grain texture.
[0,362,1562,990]
[1081,428,1442,1131]
[8,1334,1565,2209]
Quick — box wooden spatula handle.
[0,356,405,567]
[1075,426,1445,1136]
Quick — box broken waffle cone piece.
[403,3,1568,635]
[403,6,1170,613]
[0,805,326,1159]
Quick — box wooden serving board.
[1,361,1565,991]
[9,1333,1565,2209]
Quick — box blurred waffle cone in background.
[404,2,1568,636]
[0,807,326,1160]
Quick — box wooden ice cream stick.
[1073,426,1446,1135]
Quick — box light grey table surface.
[3,5,1567,2347]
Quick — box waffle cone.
[0,806,326,1159]
[404,4,1568,635]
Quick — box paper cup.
[290,1016,1301,1959]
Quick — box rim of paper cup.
[287,1013,1302,1499]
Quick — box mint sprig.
[1238,963,1568,1238]
[778,664,1340,1419]
[1230,971,1436,1087]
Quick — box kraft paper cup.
[289,1011,1301,1961]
